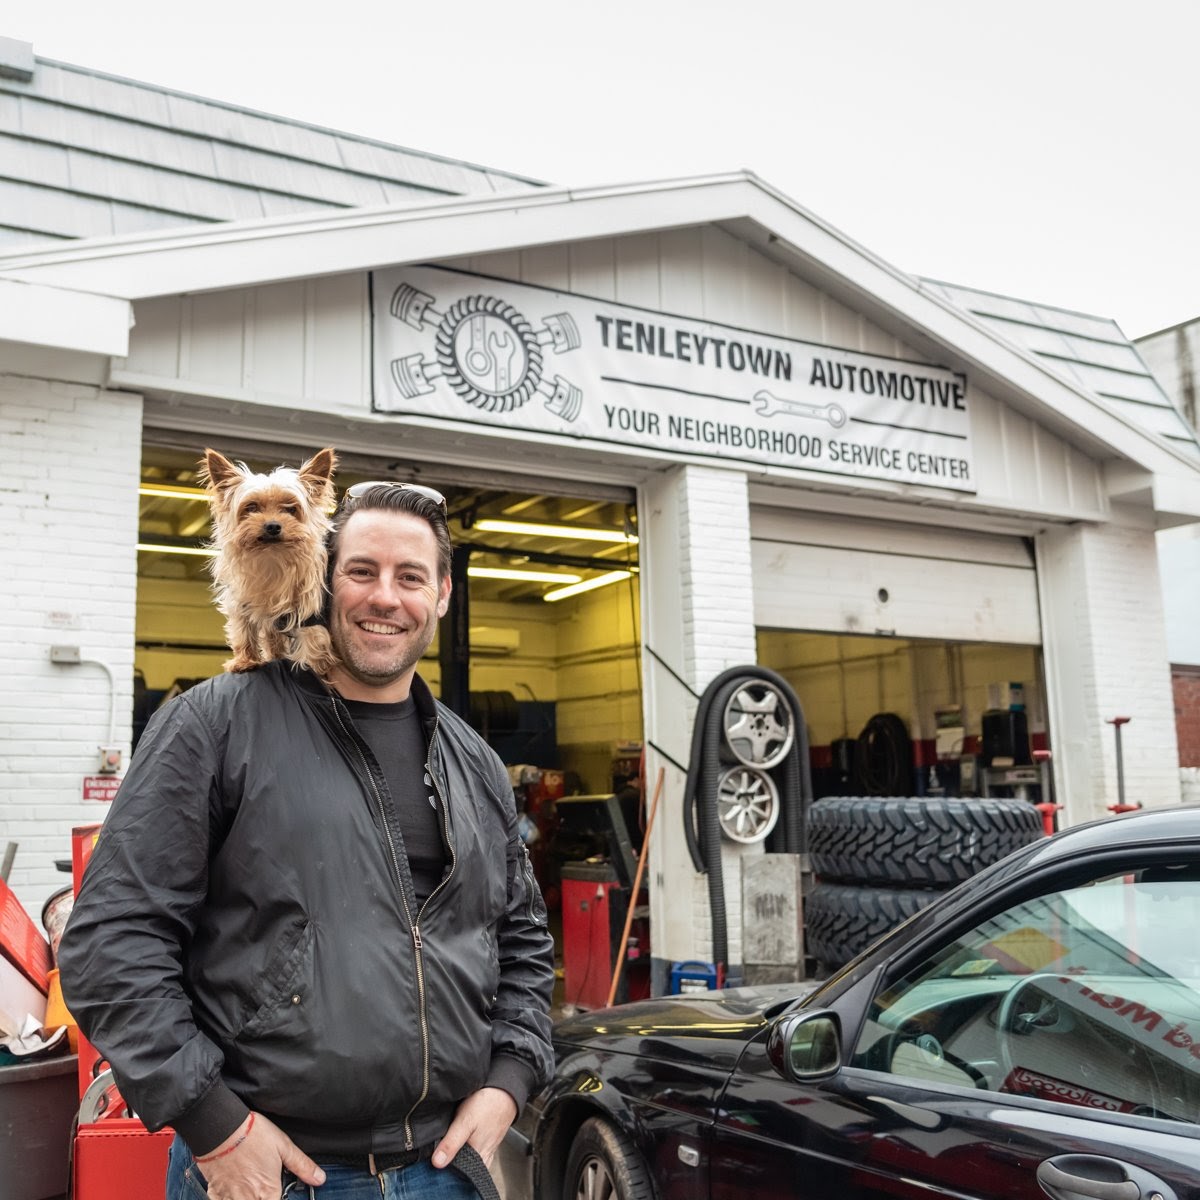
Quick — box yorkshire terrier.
[198,447,339,675]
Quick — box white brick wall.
[0,375,143,923]
[642,464,757,977]
[1038,520,1181,824]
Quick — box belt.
[319,1145,428,1175]
[313,1142,499,1200]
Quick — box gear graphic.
[389,283,583,422]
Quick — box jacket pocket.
[232,919,314,1040]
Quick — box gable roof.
[2,168,1198,520]
[0,46,542,252]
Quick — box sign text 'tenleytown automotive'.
[372,265,973,491]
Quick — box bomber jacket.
[59,662,555,1158]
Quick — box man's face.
[326,508,451,702]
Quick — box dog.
[198,447,339,675]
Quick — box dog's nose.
[263,521,282,538]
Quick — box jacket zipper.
[329,697,425,1152]
[404,714,457,1140]
[520,844,543,925]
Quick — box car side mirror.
[766,1010,842,1082]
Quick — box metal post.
[0,842,15,882]
[1107,717,1131,810]
[438,545,471,719]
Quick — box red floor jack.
[1105,716,1141,814]
[1032,749,1063,836]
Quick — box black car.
[502,806,1200,1200]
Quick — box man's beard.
[331,617,437,688]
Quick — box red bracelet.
[195,1113,255,1164]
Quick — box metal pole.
[0,842,15,882]
[1107,717,1131,809]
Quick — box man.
[60,481,556,1200]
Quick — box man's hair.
[329,485,452,580]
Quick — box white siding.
[119,226,1108,526]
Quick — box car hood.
[553,980,819,1063]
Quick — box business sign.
[373,265,974,492]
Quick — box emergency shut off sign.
[373,265,975,493]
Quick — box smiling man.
[61,480,555,1200]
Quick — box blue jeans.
[166,1136,483,1200]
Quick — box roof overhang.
[0,171,1195,502]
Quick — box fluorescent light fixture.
[139,484,208,500]
[543,570,632,603]
[468,567,582,584]
[137,542,215,557]
[474,518,637,544]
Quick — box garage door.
[751,508,1040,644]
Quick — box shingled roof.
[922,277,1200,464]
[0,38,542,251]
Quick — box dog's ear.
[299,448,338,499]
[198,449,242,493]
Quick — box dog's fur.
[198,447,339,675]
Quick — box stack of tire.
[804,795,1045,970]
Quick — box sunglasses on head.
[343,481,448,513]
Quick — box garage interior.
[133,438,1054,998]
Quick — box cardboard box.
[0,876,51,993]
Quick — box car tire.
[807,796,1045,886]
[805,881,942,969]
[563,1116,655,1200]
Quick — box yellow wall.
[758,630,1043,748]
[135,575,643,787]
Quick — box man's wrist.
[485,1054,535,1116]
[172,1082,251,1158]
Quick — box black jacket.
[59,663,555,1158]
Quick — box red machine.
[69,824,172,1200]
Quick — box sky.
[7,0,1198,339]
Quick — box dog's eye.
[243,502,261,515]
[283,505,299,516]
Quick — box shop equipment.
[605,769,664,1008]
[682,666,812,988]
[1106,716,1138,812]
[557,795,647,1010]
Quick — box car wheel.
[564,1116,655,1200]
[807,796,1045,887]
[805,882,942,969]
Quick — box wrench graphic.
[754,389,847,429]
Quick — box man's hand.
[195,1113,325,1200]
[432,1086,518,1169]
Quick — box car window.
[850,863,1200,1123]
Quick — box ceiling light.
[139,484,208,500]
[468,567,582,584]
[137,542,215,557]
[543,570,632,603]
[474,518,637,544]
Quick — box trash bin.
[0,1053,77,1200]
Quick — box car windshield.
[852,863,1200,1122]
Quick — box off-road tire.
[805,881,941,969]
[807,796,1044,887]
[564,1116,655,1200]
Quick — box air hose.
[682,666,812,982]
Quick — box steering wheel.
[995,974,1064,1090]
[884,1022,989,1089]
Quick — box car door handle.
[1037,1155,1174,1200]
